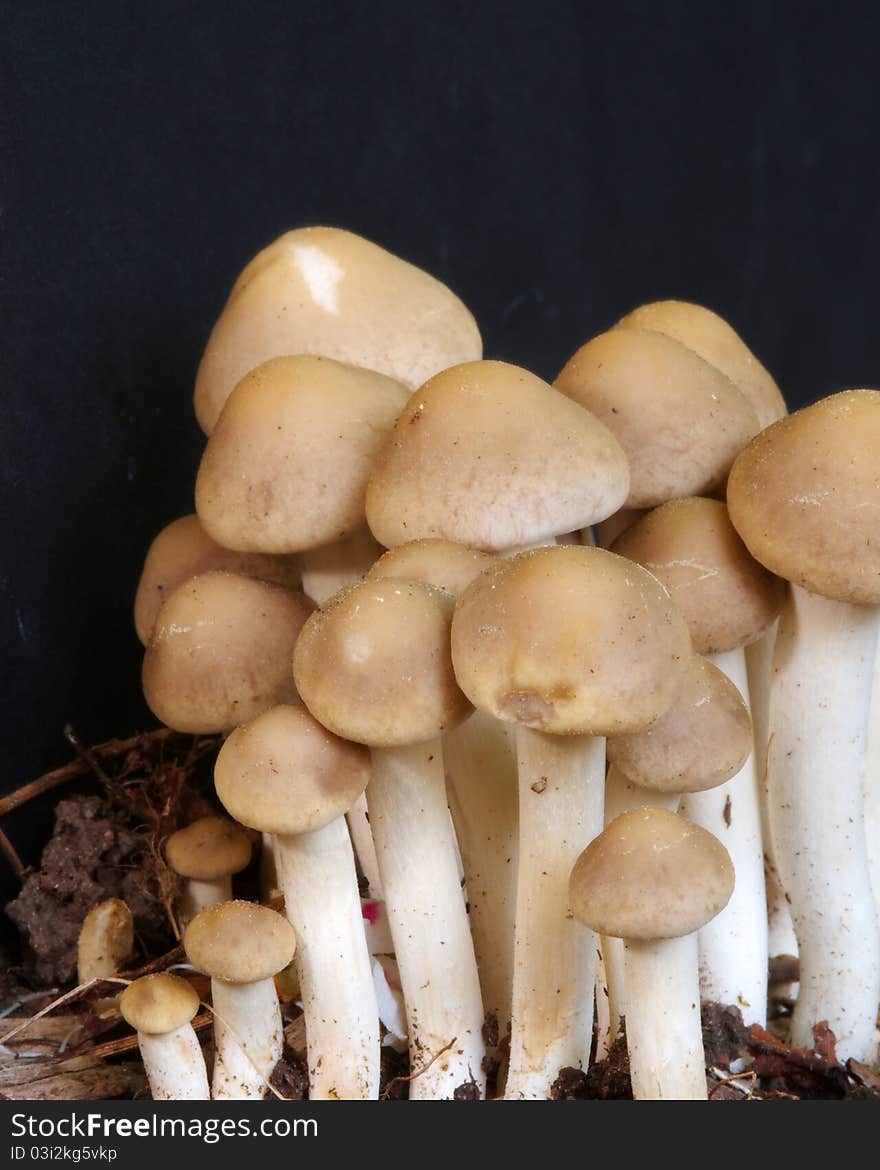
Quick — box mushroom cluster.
[126,230,880,1100]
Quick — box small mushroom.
[164,817,253,931]
[184,900,296,1099]
[119,973,209,1100]
[77,898,134,985]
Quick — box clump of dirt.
[379,1045,410,1100]
[269,1045,309,1100]
[453,1078,481,1100]
[701,1001,752,1068]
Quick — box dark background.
[2,2,879,889]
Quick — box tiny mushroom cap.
[293,579,473,747]
[365,360,630,551]
[367,539,495,598]
[727,389,880,605]
[195,356,410,554]
[78,898,134,981]
[553,329,759,509]
[615,300,787,428]
[451,545,692,736]
[134,514,300,645]
[214,704,371,835]
[142,571,312,734]
[569,808,735,941]
[184,900,297,984]
[612,498,785,655]
[165,817,253,881]
[119,973,200,1035]
[607,655,753,793]
[194,226,482,433]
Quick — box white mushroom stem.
[211,978,283,1099]
[346,793,384,899]
[444,710,518,1055]
[299,525,384,605]
[274,815,380,1099]
[368,739,486,1099]
[767,584,880,1059]
[505,728,604,1099]
[624,933,707,1100]
[865,643,880,927]
[596,766,680,1060]
[177,876,232,932]
[138,1025,210,1101]
[681,647,768,1026]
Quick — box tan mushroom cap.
[612,498,785,654]
[569,807,734,940]
[134,515,300,645]
[164,817,253,880]
[214,704,370,835]
[367,539,495,599]
[193,227,482,433]
[451,545,691,736]
[119,973,200,1035]
[195,355,411,554]
[554,329,759,508]
[142,571,312,734]
[293,579,472,747]
[78,898,134,981]
[365,360,630,551]
[183,900,296,983]
[727,389,880,605]
[615,300,786,428]
[607,655,752,793]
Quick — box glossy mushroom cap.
[727,389,880,605]
[142,571,312,734]
[554,329,759,508]
[134,515,300,646]
[612,498,785,654]
[183,900,297,983]
[293,579,472,747]
[367,539,495,599]
[607,655,752,793]
[196,356,410,553]
[615,300,786,428]
[366,360,629,551]
[164,817,252,881]
[193,227,482,433]
[451,545,691,736]
[569,808,734,940]
[214,704,371,835]
[119,973,200,1035]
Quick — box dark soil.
[269,1045,309,1100]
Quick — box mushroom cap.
[77,898,134,982]
[134,515,300,645]
[214,704,371,835]
[365,360,630,551]
[451,545,691,736]
[615,300,786,428]
[119,973,200,1035]
[164,816,253,880]
[607,655,752,793]
[611,497,785,653]
[142,571,312,734]
[293,579,472,747]
[193,226,482,433]
[195,355,411,553]
[727,389,880,604]
[367,539,495,599]
[569,807,734,940]
[183,900,297,983]
[554,328,759,508]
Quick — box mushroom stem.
[866,645,880,926]
[138,1026,210,1101]
[444,711,518,1058]
[767,584,880,1059]
[505,727,604,1099]
[346,793,384,899]
[274,816,380,1099]
[211,978,283,1099]
[368,739,486,1099]
[299,525,383,605]
[681,647,767,1025]
[624,934,706,1100]
[178,876,232,931]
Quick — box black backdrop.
[2,2,879,882]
